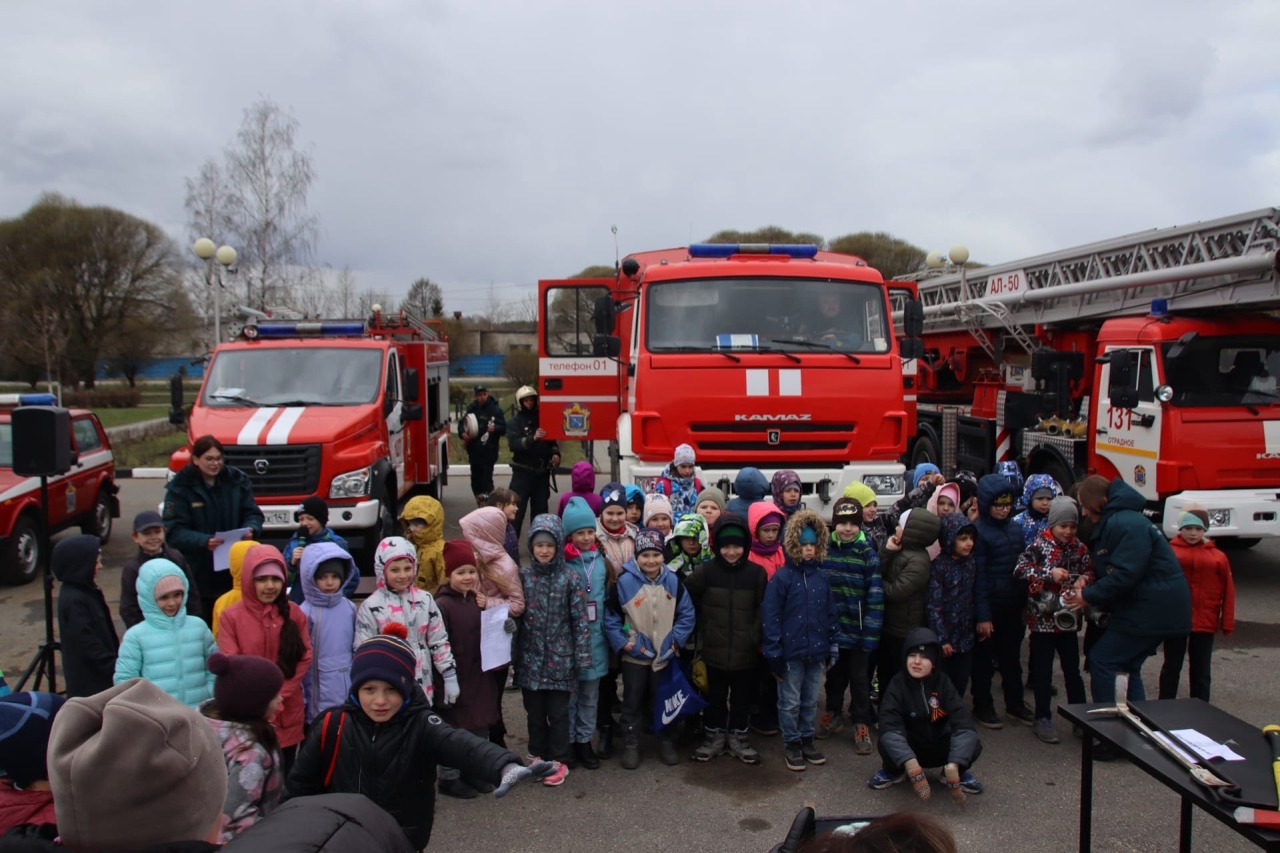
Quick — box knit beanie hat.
[842,481,878,507]
[150,572,187,601]
[714,520,749,548]
[350,625,418,703]
[1046,496,1079,529]
[1031,486,1055,502]
[1180,502,1211,529]
[252,556,287,582]
[799,526,820,546]
[208,652,284,721]
[296,496,329,527]
[1178,512,1207,530]
[49,679,227,850]
[562,496,597,536]
[831,497,863,527]
[695,486,726,510]
[600,482,627,511]
[530,530,557,548]
[0,691,66,787]
[442,539,476,576]
[634,528,666,556]
[643,494,674,526]
[314,557,349,580]
[673,443,696,467]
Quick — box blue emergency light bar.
[0,393,58,407]
[249,322,367,338]
[688,243,819,259]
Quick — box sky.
[2,0,1278,314]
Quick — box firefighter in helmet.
[506,386,560,535]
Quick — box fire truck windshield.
[645,278,889,354]
[1162,335,1280,407]
[202,347,384,408]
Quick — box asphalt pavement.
[2,476,1279,852]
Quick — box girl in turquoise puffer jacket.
[114,559,217,706]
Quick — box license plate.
[265,510,294,526]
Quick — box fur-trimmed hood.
[782,508,829,563]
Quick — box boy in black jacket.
[288,629,553,850]
[118,510,202,628]
[870,627,983,802]
[52,534,119,698]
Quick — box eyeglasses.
[200,455,224,464]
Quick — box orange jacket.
[1170,535,1235,635]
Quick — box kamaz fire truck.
[538,243,923,510]
[169,310,451,567]
[902,206,1280,544]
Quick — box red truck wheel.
[81,490,113,543]
[1,514,41,586]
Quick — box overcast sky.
[2,0,1277,313]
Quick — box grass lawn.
[93,406,171,428]
[114,433,188,470]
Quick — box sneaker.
[854,724,873,755]
[815,712,833,739]
[801,739,826,765]
[959,771,984,794]
[828,713,845,736]
[973,707,1004,730]
[1007,706,1036,727]
[541,761,569,787]
[784,744,806,771]
[1033,718,1061,744]
[868,768,904,789]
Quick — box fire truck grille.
[224,445,322,497]
[696,440,849,452]
[688,422,855,434]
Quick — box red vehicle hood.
[1170,408,1280,488]
[0,468,35,502]
[190,404,377,447]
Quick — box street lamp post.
[192,238,238,344]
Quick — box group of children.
[15,445,1236,845]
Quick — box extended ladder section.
[911,207,1280,354]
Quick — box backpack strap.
[318,710,346,788]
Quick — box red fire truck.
[538,244,922,509]
[169,311,451,567]
[0,394,118,584]
[903,206,1280,544]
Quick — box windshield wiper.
[269,400,335,407]
[765,338,861,364]
[209,393,259,407]
[653,346,741,363]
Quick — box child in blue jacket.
[561,497,613,770]
[762,509,839,772]
[114,559,217,706]
[927,512,980,696]
[286,497,356,603]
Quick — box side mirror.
[593,334,622,358]
[899,337,925,360]
[593,294,616,335]
[1166,331,1198,361]
[1104,349,1140,409]
[402,367,420,403]
[401,404,423,422]
[903,298,925,339]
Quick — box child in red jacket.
[1158,508,1235,702]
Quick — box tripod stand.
[16,474,59,693]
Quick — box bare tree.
[510,291,538,324]
[183,160,233,347]
[290,265,333,318]
[220,98,319,310]
[332,265,358,318]
[403,277,443,319]
[481,282,509,326]
[357,288,395,317]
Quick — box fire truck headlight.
[1155,385,1174,403]
[329,466,373,499]
[1207,509,1231,529]
[862,474,905,496]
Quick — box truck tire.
[1,514,42,586]
[608,440,621,483]
[910,436,939,470]
[357,490,398,576]
[1039,457,1076,496]
[81,488,113,543]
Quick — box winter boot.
[596,722,616,759]
[727,729,760,765]
[575,741,601,770]
[692,728,727,762]
[438,777,478,799]
[621,726,641,770]
[657,734,679,766]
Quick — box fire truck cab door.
[537,278,620,441]
[1095,346,1162,500]
[385,351,406,490]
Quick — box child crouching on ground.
[762,509,838,772]
[870,628,982,802]
[515,514,592,786]
[288,628,553,850]
[1013,496,1092,744]
[604,528,695,770]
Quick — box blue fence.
[95,357,206,381]
[451,354,506,377]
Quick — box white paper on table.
[480,603,513,672]
[1153,732,1201,765]
[212,529,254,572]
[1170,728,1247,762]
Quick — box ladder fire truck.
[903,206,1280,543]
[169,309,451,569]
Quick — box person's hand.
[928,472,945,487]
[503,618,517,634]
[944,762,965,804]
[551,454,561,468]
[534,428,547,440]
[494,761,554,797]
[442,673,461,706]
[976,621,994,640]
[967,502,980,521]
[1073,576,1087,591]
[884,536,902,552]
[292,546,305,565]
[487,421,495,433]
[1062,589,1086,612]
[462,433,472,445]
[1050,567,1069,584]
[827,646,840,670]
[207,537,224,551]
[475,591,487,608]
[241,529,256,540]
[942,643,954,657]
[623,641,635,654]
